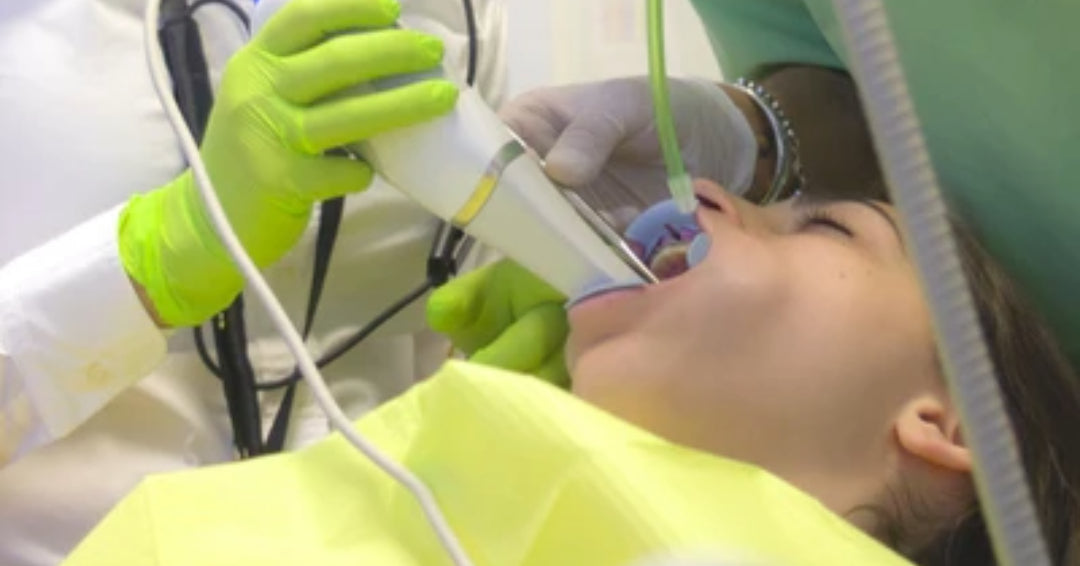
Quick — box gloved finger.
[277,30,444,105]
[426,266,491,333]
[533,347,570,388]
[469,303,568,371]
[543,111,625,188]
[296,154,374,201]
[479,260,566,313]
[255,0,401,56]
[296,79,458,153]
[505,268,566,313]
[499,98,563,156]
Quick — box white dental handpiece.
[253,0,654,297]
[354,81,654,297]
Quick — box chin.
[569,339,663,419]
[568,339,625,397]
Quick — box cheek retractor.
[624,199,709,279]
[566,199,710,307]
[686,233,711,268]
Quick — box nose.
[693,179,746,229]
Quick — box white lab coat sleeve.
[0,205,168,465]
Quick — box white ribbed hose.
[831,1,1050,564]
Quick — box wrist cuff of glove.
[118,172,243,327]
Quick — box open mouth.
[625,193,723,281]
[630,220,701,281]
[648,240,693,279]
[569,197,713,309]
[621,195,722,282]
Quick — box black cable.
[261,194,344,450]
[264,378,297,452]
[190,0,250,28]
[160,0,261,457]
[258,236,467,392]
[330,281,436,367]
[425,0,481,287]
[258,0,482,393]
[264,0,481,447]
[263,278,434,450]
[214,299,264,457]
[461,0,479,87]
[185,0,482,455]
[265,281,437,390]
[159,0,214,141]
[193,325,222,377]
[166,0,245,383]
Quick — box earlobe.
[895,397,972,473]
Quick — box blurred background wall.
[502,0,724,98]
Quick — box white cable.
[141,2,474,564]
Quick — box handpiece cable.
[184,0,480,455]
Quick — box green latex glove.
[120,0,458,327]
[427,260,571,386]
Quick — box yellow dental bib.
[66,361,914,566]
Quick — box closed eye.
[799,208,854,237]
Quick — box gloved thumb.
[426,273,483,333]
[469,303,567,371]
[543,111,624,188]
[300,154,375,202]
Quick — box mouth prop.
[646,239,693,279]
[624,199,711,281]
[566,198,713,308]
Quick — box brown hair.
[908,220,1080,565]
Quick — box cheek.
[652,241,790,346]
[778,259,936,401]
[569,245,790,414]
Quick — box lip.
[566,283,644,320]
[569,249,697,311]
[567,280,645,309]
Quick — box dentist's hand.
[427,260,571,386]
[121,0,458,327]
[501,76,760,215]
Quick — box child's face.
[567,179,942,489]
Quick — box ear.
[894,396,972,473]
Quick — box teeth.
[650,242,691,280]
[623,198,704,281]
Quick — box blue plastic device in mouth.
[566,199,712,308]
[686,233,711,267]
[565,280,649,309]
[624,199,711,270]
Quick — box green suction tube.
[646,0,696,214]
